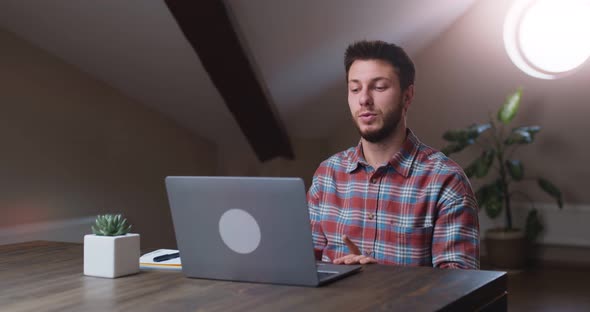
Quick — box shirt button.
[370,178,377,184]
[368,213,375,220]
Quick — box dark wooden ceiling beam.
[165,0,294,162]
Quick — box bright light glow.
[520,0,590,72]
[504,0,590,79]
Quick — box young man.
[307,40,479,269]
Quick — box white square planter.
[84,233,140,278]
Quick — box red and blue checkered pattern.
[308,129,479,269]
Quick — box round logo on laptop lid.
[218,209,261,254]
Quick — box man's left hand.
[333,235,378,265]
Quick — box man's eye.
[374,86,387,91]
[350,88,360,93]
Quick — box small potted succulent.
[84,214,140,278]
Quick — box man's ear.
[403,85,415,110]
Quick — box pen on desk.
[153,252,180,262]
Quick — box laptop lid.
[165,176,360,287]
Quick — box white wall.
[410,0,590,248]
[0,28,217,248]
[182,0,590,258]
[258,0,590,253]
[218,136,333,189]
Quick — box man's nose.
[359,89,373,107]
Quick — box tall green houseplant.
[441,88,562,241]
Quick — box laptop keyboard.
[317,271,338,280]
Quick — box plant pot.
[84,233,140,278]
[485,228,526,270]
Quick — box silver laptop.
[165,176,362,287]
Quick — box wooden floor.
[507,267,590,311]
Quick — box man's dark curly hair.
[344,40,415,91]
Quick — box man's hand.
[333,235,378,265]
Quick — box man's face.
[347,59,411,143]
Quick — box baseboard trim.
[0,216,95,245]
[480,202,590,247]
[481,242,590,269]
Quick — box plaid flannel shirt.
[307,129,479,269]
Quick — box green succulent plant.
[91,214,132,236]
[441,88,563,241]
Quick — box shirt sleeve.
[432,173,480,269]
[307,168,327,257]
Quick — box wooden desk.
[0,241,506,311]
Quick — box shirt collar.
[346,128,421,178]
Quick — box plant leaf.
[505,159,524,181]
[442,128,470,142]
[92,214,132,236]
[513,125,541,139]
[469,123,492,136]
[497,88,522,124]
[484,198,503,219]
[505,125,541,146]
[464,149,496,179]
[476,181,504,218]
[475,184,492,205]
[476,149,496,178]
[538,178,563,208]
[525,208,544,241]
[96,216,105,228]
[443,123,491,142]
[441,139,474,156]
[441,123,491,156]
[504,129,532,145]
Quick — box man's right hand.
[333,235,378,265]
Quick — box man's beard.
[353,106,403,143]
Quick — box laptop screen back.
[166,176,321,286]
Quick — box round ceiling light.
[504,0,590,79]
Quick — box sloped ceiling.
[0,0,478,156]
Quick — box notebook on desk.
[140,249,181,271]
[165,176,361,287]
